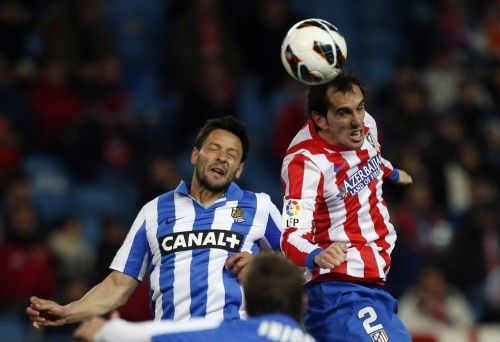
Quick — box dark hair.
[195,116,249,162]
[243,253,304,322]
[307,71,366,118]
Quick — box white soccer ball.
[281,18,347,85]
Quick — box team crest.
[366,131,381,152]
[369,328,388,342]
[231,207,245,223]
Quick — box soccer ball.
[281,18,347,85]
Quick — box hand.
[73,311,120,342]
[26,296,67,328]
[313,242,347,269]
[225,252,252,282]
[396,169,413,186]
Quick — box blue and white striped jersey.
[111,181,282,322]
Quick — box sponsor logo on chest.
[337,154,382,199]
[158,229,243,255]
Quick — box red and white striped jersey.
[280,113,399,285]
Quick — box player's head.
[243,253,305,322]
[191,116,249,193]
[307,72,367,150]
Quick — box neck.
[317,129,336,146]
[190,176,225,207]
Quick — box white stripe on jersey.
[204,201,237,321]
[345,247,364,277]
[376,176,397,275]
[287,123,312,150]
[172,193,196,321]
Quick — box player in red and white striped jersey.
[280,72,413,342]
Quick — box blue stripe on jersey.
[264,215,281,251]
[156,191,177,320]
[123,221,148,279]
[223,191,258,320]
[188,203,214,317]
[147,247,154,315]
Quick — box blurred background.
[0,0,498,341]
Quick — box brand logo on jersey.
[164,217,180,225]
[284,199,301,228]
[158,230,243,255]
[231,207,245,223]
[337,155,382,199]
[369,328,388,342]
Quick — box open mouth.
[351,129,363,142]
[210,166,227,176]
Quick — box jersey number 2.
[357,306,383,334]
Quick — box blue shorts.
[305,281,411,342]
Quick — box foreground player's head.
[191,116,249,193]
[243,253,305,322]
[307,72,367,150]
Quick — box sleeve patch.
[284,199,302,228]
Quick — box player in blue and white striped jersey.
[74,253,315,342]
[27,116,282,327]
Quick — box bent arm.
[63,271,138,323]
[281,155,323,268]
[29,271,138,327]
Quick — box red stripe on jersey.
[346,194,379,279]
[380,163,393,179]
[368,178,391,273]
[285,155,306,199]
[281,227,314,266]
[324,153,352,275]
[313,173,331,249]
[351,149,379,279]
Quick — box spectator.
[399,265,474,334]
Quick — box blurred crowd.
[0,0,498,340]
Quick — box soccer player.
[73,253,314,342]
[280,72,413,341]
[27,116,282,327]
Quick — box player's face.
[314,85,366,150]
[191,129,244,193]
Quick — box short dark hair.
[307,71,366,118]
[243,253,304,322]
[195,116,249,162]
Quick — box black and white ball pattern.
[281,18,347,85]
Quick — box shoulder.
[364,111,378,131]
[240,190,273,206]
[135,190,177,221]
[283,150,323,176]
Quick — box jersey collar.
[175,180,244,201]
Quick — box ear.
[311,112,328,130]
[191,147,199,166]
[234,162,245,179]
